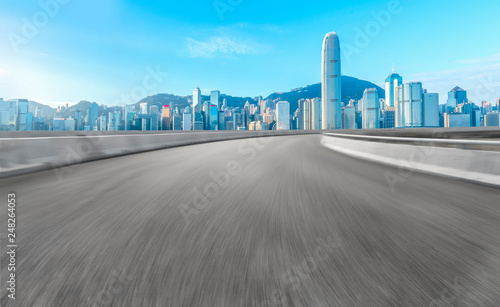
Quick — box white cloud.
[409,53,500,103]
[186,35,268,58]
[0,68,10,76]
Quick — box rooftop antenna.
[392,64,395,73]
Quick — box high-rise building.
[98,115,107,131]
[88,102,98,130]
[210,105,218,130]
[276,101,290,130]
[396,82,423,128]
[303,99,312,130]
[362,88,380,129]
[140,103,148,114]
[311,98,322,130]
[211,90,220,109]
[444,113,471,128]
[218,111,225,130]
[342,107,356,129]
[423,93,439,127]
[321,32,342,129]
[484,112,500,126]
[15,99,29,131]
[182,113,192,131]
[108,111,120,131]
[385,68,403,109]
[75,110,82,130]
[162,105,171,130]
[382,107,395,128]
[172,114,182,130]
[446,87,467,113]
[193,87,202,128]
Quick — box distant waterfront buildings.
[276,101,290,130]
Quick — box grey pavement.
[1,134,499,306]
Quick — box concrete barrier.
[322,132,500,187]
[0,131,320,178]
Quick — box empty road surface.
[1,134,499,306]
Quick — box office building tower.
[303,99,312,130]
[98,115,107,131]
[211,90,220,109]
[172,114,182,130]
[362,88,380,129]
[88,102,98,130]
[382,107,396,128]
[385,67,403,109]
[276,101,290,130]
[124,105,136,131]
[218,111,225,130]
[446,87,467,113]
[140,103,148,114]
[108,111,120,131]
[193,87,203,128]
[311,98,321,130]
[444,113,471,127]
[322,32,342,129]
[423,93,439,127]
[396,82,423,128]
[482,101,493,114]
[484,112,500,126]
[210,105,218,130]
[15,99,29,131]
[182,113,192,131]
[162,105,171,130]
[35,106,43,118]
[75,110,82,130]
[342,106,356,129]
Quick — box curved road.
[1,134,499,306]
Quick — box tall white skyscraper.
[276,101,290,130]
[385,67,403,109]
[362,88,380,129]
[193,86,202,129]
[322,32,342,129]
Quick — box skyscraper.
[385,67,403,109]
[311,98,322,130]
[88,102,98,130]
[446,87,467,113]
[162,105,171,130]
[276,101,290,130]
[322,32,342,129]
[15,99,29,131]
[362,88,380,129]
[210,90,220,109]
[193,87,202,129]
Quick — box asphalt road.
[1,134,499,306]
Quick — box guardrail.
[322,132,500,188]
[0,131,320,179]
[324,132,500,151]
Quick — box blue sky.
[1,0,499,107]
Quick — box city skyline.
[1,0,500,107]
